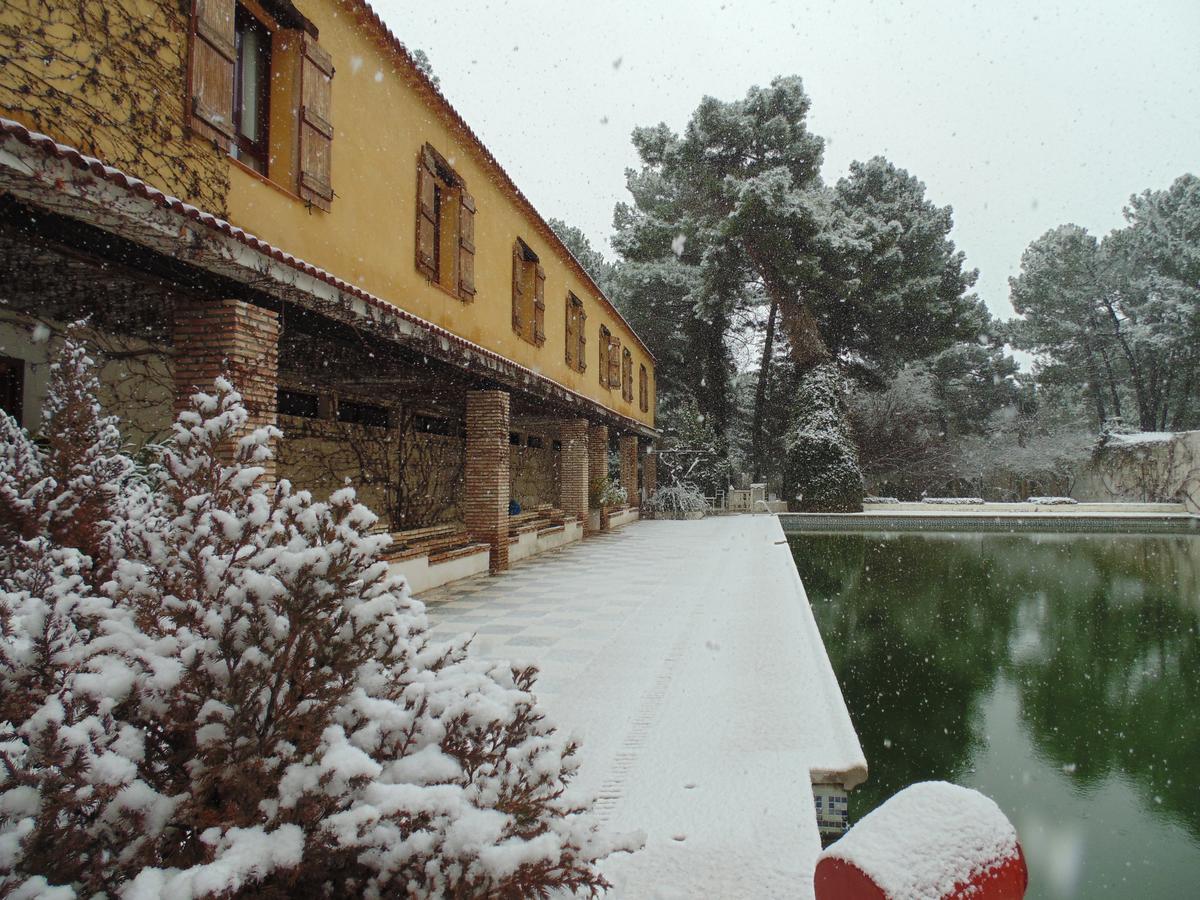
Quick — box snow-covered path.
[419,516,865,898]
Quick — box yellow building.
[0,0,657,588]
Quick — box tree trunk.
[1169,356,1197,430]
[750,296,779,481]
[746,246,830,374]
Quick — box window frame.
[231,3,273,175]
[565,292,587,373]
[512,238,545,346]
[416,144,475,300]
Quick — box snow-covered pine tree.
[1,337,637,898]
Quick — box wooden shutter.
[533,265,546,346]
[189,0,236,145]
[564,297,576,367]
[598,328,609,386]
[577,307,587,372]
[608,336,621,389]
[299,37,334,211]
[640,365,648,412]
[512,243,524,333]
[416,147,437,278]
[457,191,476,300]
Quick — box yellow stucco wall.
[0,0,655,427]
[225,0,654,428]
[0,0,230,212]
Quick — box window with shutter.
[533,265,546,346]
[639,364,649,412]
[564,295,577,368]
[512,239,542,346]
[608,334,621,390]
[416,148,437,279]
[512,243,525,332]
[298,36,334,210]
[416,144,473,300]
[577,307,587,373]
[598,326,611,388]
[458,191,476,300]
[622,348,634,401]
[189,0,237,146]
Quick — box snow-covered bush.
[920,496,985,505]
[784,363,864,512]
[647,484,708,516]
[1026,496,1079,505]
[0,338,637,898]
[598,478,628,508]
[863,496,900,505]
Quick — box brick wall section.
[558,418,589,526]
[465,390,511,572]
[587,424,609,532]
[619,434,639,509]
[173,298,279,477]
[643,442,657,502]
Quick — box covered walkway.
[418,517,865,897]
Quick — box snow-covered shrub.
[598,478,628,508]
[647,484,708,516]
[0,339,637,898]
[1026,496,1079,505]
[863,496,900,504]
[784,363,864,512]
[920,496,985,505]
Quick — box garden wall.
[1073,431,1200,514]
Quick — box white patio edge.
[417,516,865,897]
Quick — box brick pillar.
[619,434,638,509]
[173,298,279,477]
[465,390,511,573]
[587,424,609,533]
[643,442,657,505]
[558,418,589,526]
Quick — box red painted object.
[813,782,1028,900]
[814,844,1028,899]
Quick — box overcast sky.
[376,0,1199,324]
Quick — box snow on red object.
[814,781,1028,900]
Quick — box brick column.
[465,390,511,573]
[643,441,657,504]
[173,298,279,477]
[587,424,609,533]
[558,418,589,526]
[619,434,638,509]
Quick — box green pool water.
[792,531,1200,899]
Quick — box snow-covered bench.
[382,523,490,594]
[508,504,583,562]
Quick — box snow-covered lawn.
[418,517,865,898]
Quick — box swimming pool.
[792,531,1200,899]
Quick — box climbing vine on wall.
[0,0,229,211]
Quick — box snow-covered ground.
[418,517,865,898]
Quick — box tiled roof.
[0,116,656,436]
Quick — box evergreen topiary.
[785,363,865,512]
